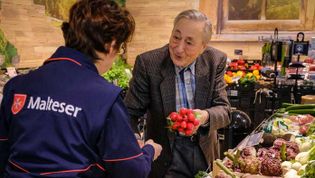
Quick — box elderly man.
[125,9,231,178]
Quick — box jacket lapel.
[160,56,176,116]
[160,53,177,147]
[195,56,212,109]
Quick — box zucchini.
[285,104,315,111]
[288,109,315,116]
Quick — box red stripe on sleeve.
[104,152,144,162]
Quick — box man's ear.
[104,40,116,54]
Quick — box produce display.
[102,57,132,90]
[224,59,262,85]
[0,68,33,104]
[210,103,315,178]
[167,108,200,136]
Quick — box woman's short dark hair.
[61,0,135,62]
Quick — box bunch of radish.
[167,108,200,136]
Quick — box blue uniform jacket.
[0,47,154,178]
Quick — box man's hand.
[144,139,162,161]
[192,109,209,133]
[193,109,209,125]
[135,133,144,148]
[137,139,144,148]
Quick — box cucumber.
[285,104,315,111]
[288,109,315,116]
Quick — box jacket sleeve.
[205,55,231,133]
[0,83,12,177]
[97,96,154,178]
[124,55,150,134]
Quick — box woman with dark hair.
[0,0,161,178]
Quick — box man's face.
[169,18,206,67]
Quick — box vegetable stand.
[212,103,315,178]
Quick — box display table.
[212,103,315,178]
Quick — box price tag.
[235,131,264,150]
[230,90,238,97]
[246,131,264,147]
[236,135,250,150]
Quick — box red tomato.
[179,108,188,116]
[250,66,257,70]
[185,129,193,136]
[229,62,238,68]
[238,59,245,65]
[193,119,200,126]
[188,113,195,122]
[226,71,233,77]
[182,116,188,122]
[180,121,187,129]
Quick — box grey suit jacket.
[124,44,231,178]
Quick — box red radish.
[179,108,188,116]
[180,121,187,129]
[178,127,184,133]
[187,109,193,115]
[169,112,178,121]
[193,119,200,126]
[175,121,181,128]
[173,122,180,128]
[185,129,193,136]
[177,115,183,122]
[167,108,201,136]
[188,113,195,122]
[172,124,178,130]
[186,123,194,130]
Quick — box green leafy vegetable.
[307,123,315,136]
[102,56,132,89]
[301,161,315,178]
[194,171,209,178]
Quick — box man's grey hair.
[174,9,212,44]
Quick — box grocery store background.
[0,0,314,68]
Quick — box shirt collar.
[44,46,98,74]
[174,60,196,75]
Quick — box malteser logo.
[27,96,82,118]
[11,94,27,115]
[11,94,82,118]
